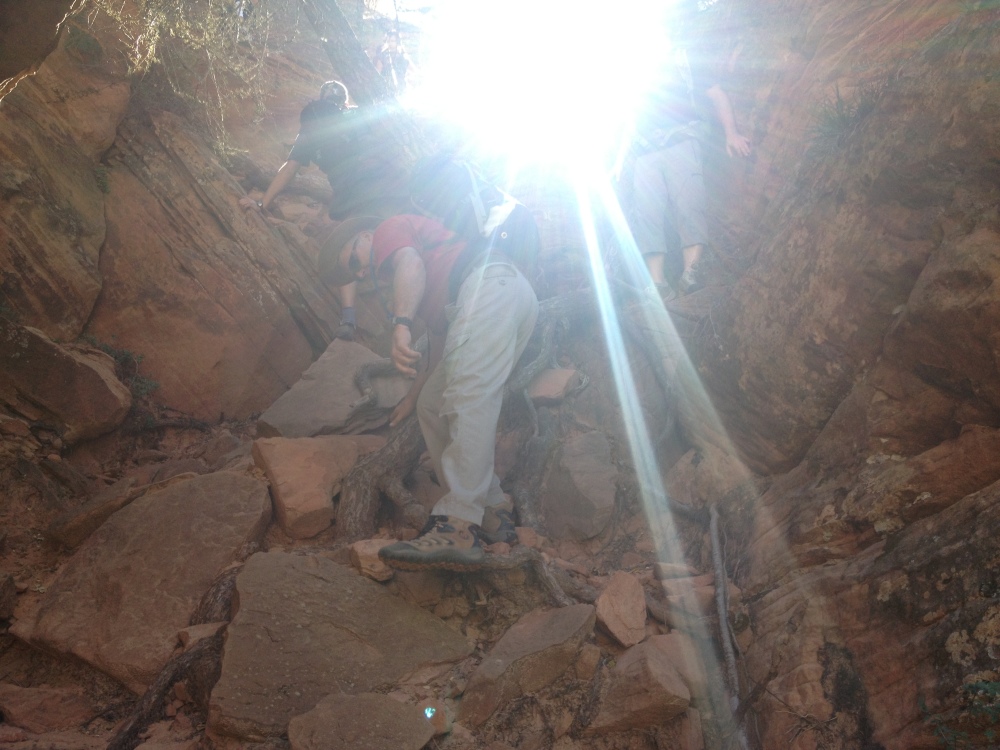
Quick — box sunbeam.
[581,176,762,748]
[404,0,675,174]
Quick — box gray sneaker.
[679,265,703,294]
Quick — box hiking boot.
[679,265,704,294]
[334,322,356,341]
[480,502,517,545]
[378,515,485,571]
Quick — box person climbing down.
[374,30,413,94]
[631,20,751,297]
[317,162,539,571]
[239,79,408,340]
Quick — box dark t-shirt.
[287,106,406,219]
[636,43,719,141]
[377,48,410,92]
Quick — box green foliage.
[924,681,1000,749]
[93,165,110,194]
[84,0,280,155]
[65,24,105,65]
[808,81,885,156]
[79,335,160,400]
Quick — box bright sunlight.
[404,0,674,176]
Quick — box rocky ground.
[0,318,745,749]
[2,0,1000,748]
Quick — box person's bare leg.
[645,252,667,286]
[341,280,357,309]
[682,244,703,274]
[680,243,704,292]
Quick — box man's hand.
[238,196,263,212]
[391,325,421,377]
[725,132,752,158]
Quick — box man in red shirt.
[321,212,538,570]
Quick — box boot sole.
[380,553,487,572]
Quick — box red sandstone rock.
[515,527,545,549]
[13,473,272,693]
[595,571,648,647]
[0,416,30,437]
[585,640,690,735]
[648,634,709,698]
[253,434,385,539]
[257,339,411,438]
[288,693,434,750]
[575,643,603,680]
[458,604,596,727]
[349,539,394,582]
[527,368,581,404]
[541,431,617,540]
[654,562,702,579]
[209,551,471,740]
[416,698,451,736]
[0,572,16,620]
[0,683,96,733]
[0,320,131,444]
[390,570,447,608]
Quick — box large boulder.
[208,551,472,740]
[0,319,130,443]
[85,110,344,420]
[252,434,386,538]
[257,339,410,437]
[586,639,690,735]
[541,431,617,540]
[458,604,595,727]
[0,29,130,340]
[13,473,271,692]
[288,693,434,750]
[0,683,97,733]
[696,1,1000,474]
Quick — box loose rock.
[208,551,471,740]
[458,604,595,727]
[288,693,435,750]
[595,571,647,647]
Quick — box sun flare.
[405,0,674,177]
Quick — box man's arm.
[706,85,751,158]
[334,281,358,340]
[259,159,302,210]
[239,159,302,212]
[388,245,426,377]
[389,328,443,427]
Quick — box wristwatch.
[391,316,413,329]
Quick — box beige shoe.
[379,515,485,571]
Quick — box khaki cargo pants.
[416,261,539,526]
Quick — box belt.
[633,121,706,154]
[455,251,514,288]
